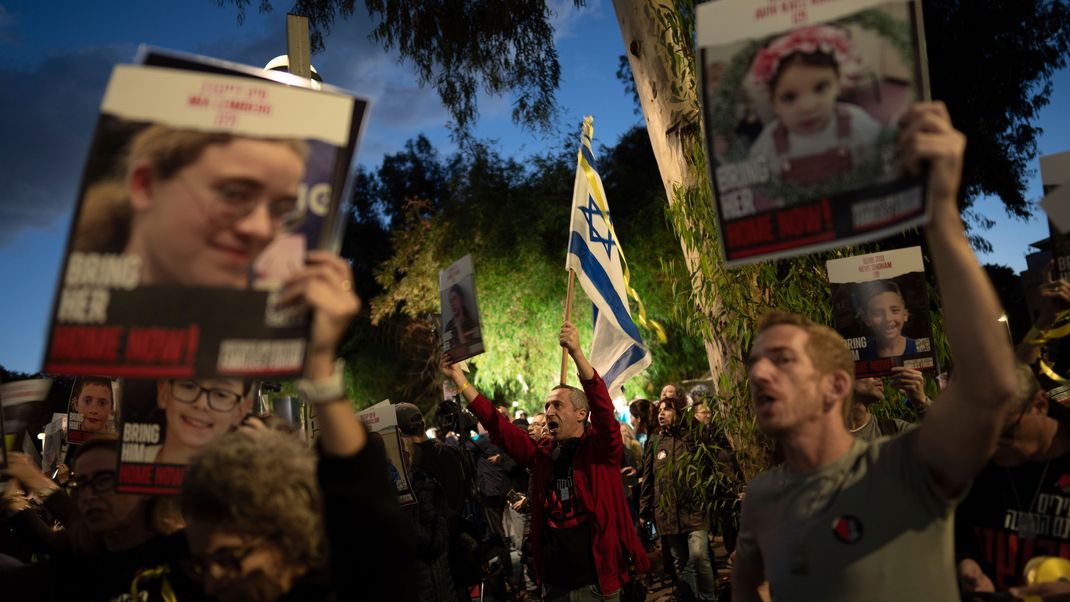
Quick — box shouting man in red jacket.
[442,321,649,601]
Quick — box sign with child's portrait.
[117,377,252,494]
[826,246,934,378]
[43,52,368,380]
[697,0,930,265]
[67,377,119,443]
[440,255,485,364]
[358,400,416,506]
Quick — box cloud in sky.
[0,9,456,246]
[0,3,17,45]
[550,0,605,42]
[0,44,132,246]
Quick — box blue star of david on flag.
[578,193,615,259]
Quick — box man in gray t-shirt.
[732,103,1019,602]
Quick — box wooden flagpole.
[286,14,312,80]
[560,268,576,385]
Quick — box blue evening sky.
[0,0,1066,373]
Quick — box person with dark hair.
[442,321,649,601]
[732,104,1018,601]
[396,434,457,602]
[629,398,656,450]
[847,378,911,442]
[444,284,482,362]
[641,397,718,601]
[854,279,916,360]
[396,401,476,601]
[956,364,1070,597]
[0,435,203,601]
[69,377,115,434]
[747,25,883,191]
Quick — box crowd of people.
[1,94,1068,602]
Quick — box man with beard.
[731,103,1018,601]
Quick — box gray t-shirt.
[736,430,959,601]
[851,416,913,443]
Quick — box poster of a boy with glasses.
[44,54,367,379]
[117,377,253,494]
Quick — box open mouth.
[547,419,559,434]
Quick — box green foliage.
[922,0,1070,225]
[654,412,743,523]
[345,129,708,415]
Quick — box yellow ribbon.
[1027,311,1070,384]
[130,564,178,602]
[577,116,667,344]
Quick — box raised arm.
[908,102,1017,497]
[280,251,417,600]
[442,358,537,468]
[282,251,364,457]
[560,321,621,462]
[560,321,594,380]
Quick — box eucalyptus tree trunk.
[612,0,766,479]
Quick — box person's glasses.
[66,470,116,495]
[184,537,266,582]
[177,174,304,233]
[170,380,244,412]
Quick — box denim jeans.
[542,582,621,602]
[663,529,717,601]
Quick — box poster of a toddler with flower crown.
[697,0,930,266]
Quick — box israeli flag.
[566,117,651,398]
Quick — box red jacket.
[468,371,650,594]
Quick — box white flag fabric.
[566,117,651,398]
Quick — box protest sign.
[67,377,119,443]
[440,255,485,363]
[43,50,368,379]
[42,413,67,474]
[697,0,930,265]
[826,246,934,377]
[0,379,53,468]
[116,378,253,494]
[358,401,416,505]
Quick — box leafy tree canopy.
[338,126,709,413]
[217,0,585,130]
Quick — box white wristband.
[296,358,347,405]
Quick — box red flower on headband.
[750,25,854,86]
